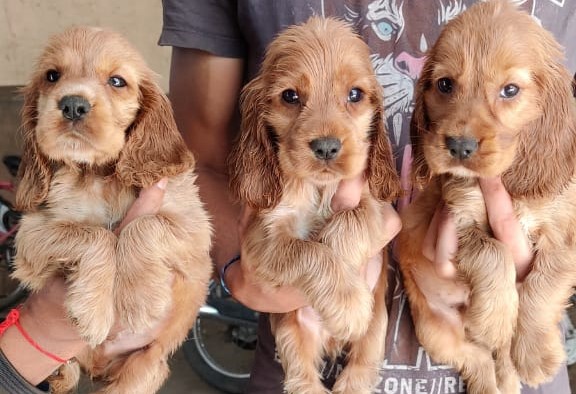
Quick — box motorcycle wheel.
[0,201,26,315]
[183,313,257,393]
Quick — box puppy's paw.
[512,330,564,387]
[115,278,172,333]
[11,265,48,292]
[320,283,373,341]
[284,379,331,394]
[332,364,377,394]
[497,373,521,394]
[67,295,114,347]
[466,286,517,348]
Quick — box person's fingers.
[101,315,169,359]
[331,173,365,211]
[378,203,402,253]
[238,205,255,239]
[362,252,383,291]
[422,204,441,262]
[434,204,458,278]
[479,177,532,280]
[116,179,167,234]
[423,202,458,279]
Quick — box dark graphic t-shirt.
[160,1,576,393]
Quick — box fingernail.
[156,178,168,190]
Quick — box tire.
[0,200,26,314]
[183,282,258,393]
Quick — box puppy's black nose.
[309,137,342,160]
[58,95,91,121]
[445,136,478,160]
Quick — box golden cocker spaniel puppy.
[396,1,576,393]
[13,27,212,393]
[229,17,401,394]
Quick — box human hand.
[479,176,532,281]
[420,176,533,305]
[230,173,399,313]
[228,205,309,313]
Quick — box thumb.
[331,173,365,211]
[116,178,167,233]
[423,202,458,279]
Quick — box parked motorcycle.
[183,279,259,393]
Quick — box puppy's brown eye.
[437,78,453,94]
[109,76,127,88]
[281,89,300,104]
[500,84,519,98]
[348,88,364,103]
[46,70,60,83]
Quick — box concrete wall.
[0,0,171,91]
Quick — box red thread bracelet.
[0,307,68,364]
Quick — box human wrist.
[0,306,85,385]
[19,302,85,361]
[220,255,241,295]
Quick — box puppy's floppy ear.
[409,62,433,189]
[229,76,282,209]
[116,77,194,188]
[367,86,401,202]
[504,41,576,198]
[15,83,53,212]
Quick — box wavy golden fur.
[13,27,212,393]
[229,17,400,394]
[396,1,576,393]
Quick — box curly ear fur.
[229,76,282,209]
[15,83,54,212]
[116,77,194,188]
[409,62,433,190]
[502,34,576,199]
[367,87,401,202]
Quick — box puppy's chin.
[36,123,125,166]
[434,159,515,179]
[308,170,345,186]
[291,159,366,186]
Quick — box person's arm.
[168,47,244,275]
[167,48,310,313]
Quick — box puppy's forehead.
[432,1,554,78]
[39,27,147,79]
[264,18,372,79]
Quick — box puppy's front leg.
[456,226,518,349]
[116,212,196,332]
[319,196,391,265]
[332,259,388,394]
[512,249,576,387]
[14,216,116,346]
[314,197,388,339]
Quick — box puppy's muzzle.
[445,136,478,160]
[309,137,342,160]
[58,95,91,121]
